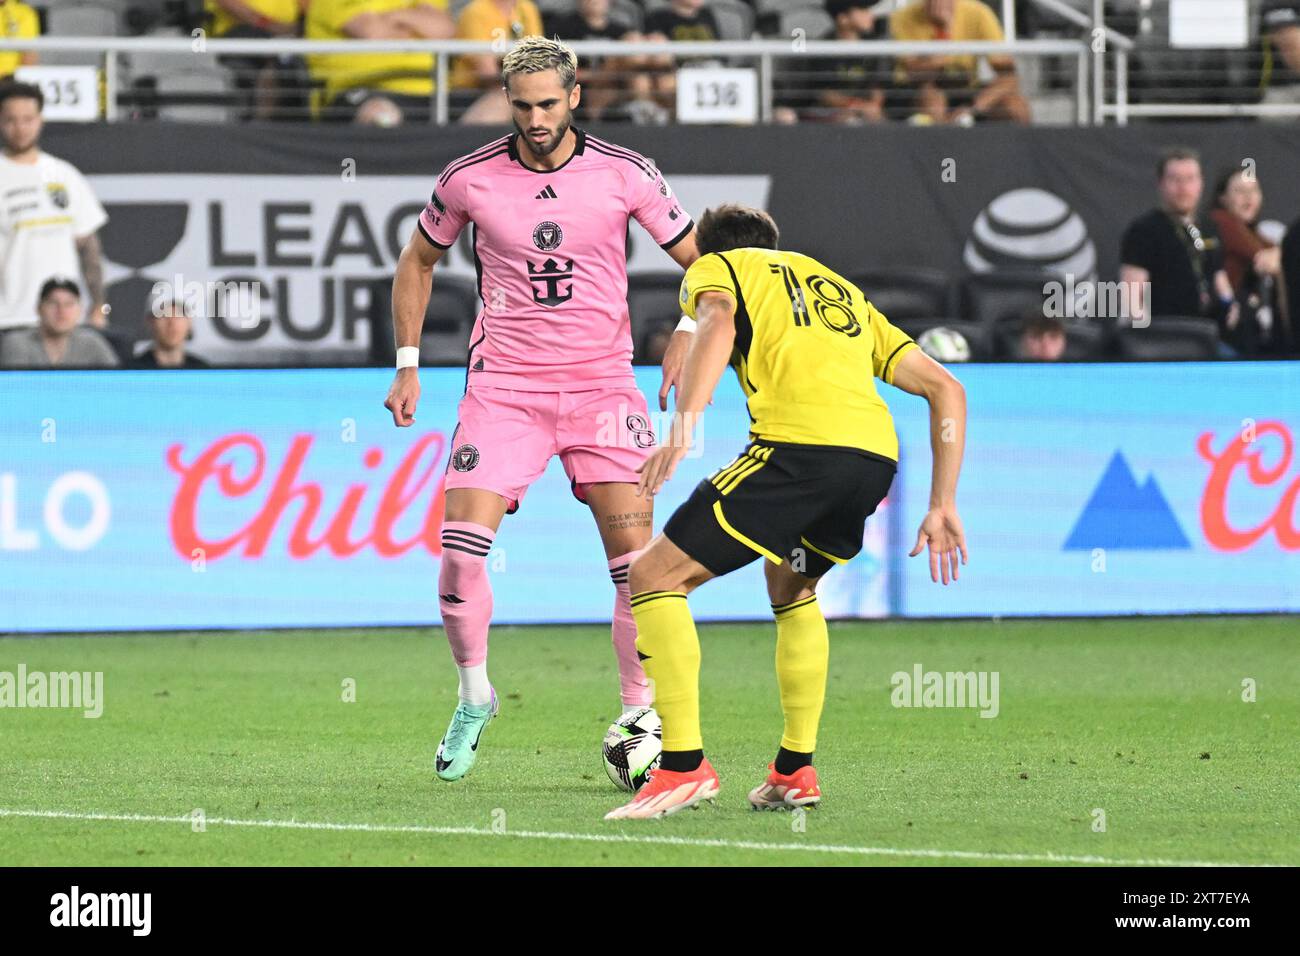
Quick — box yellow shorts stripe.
[709,454,749,489]
[717,457,766,495]
[799,536,852,566]
[712,500,782,565]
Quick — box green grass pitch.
[1,617,1296,867]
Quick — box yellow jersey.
[679,247,917,461]
[205,0,300,39]
[306,0,448,105]
[889,0,1009,83]
[1,1,39,79]
[451,0,543,90]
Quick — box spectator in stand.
[451,0,543,124]
[644,0,722,116]
[775,0,889,125]
[0,82,109,332]
[205,0,304,121]
[1119,149,1237,339]
[545,0,647,123]
[1018,315,1066,361]
[1209,166,1285,356]
[1259,2,1300,115]
[1281,217,1299,353]
[645,0,719,43]
[305,0,454,124]
[889,0,1029,125]
[0,278,118,369]
[0,0,39,78]
[132,300,210,369]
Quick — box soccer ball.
[602,707,662,792]
[917,326,972,363]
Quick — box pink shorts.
[444,385,657,511]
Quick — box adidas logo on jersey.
[535,185,558,199]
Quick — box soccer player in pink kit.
[384,36,699,781]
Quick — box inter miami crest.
[533,221,563,252]
[451,444,480,472]
[46,183,70,210]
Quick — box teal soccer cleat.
[435,688,499,782]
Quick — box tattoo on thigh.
[605,510,652,533]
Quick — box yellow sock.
[630,590,702,752]
[772,595,828,754]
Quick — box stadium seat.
[148,67,235,122]
[40,1,124,66]
[958,271,1058,326]
[608,0,643,32]
[536,0,577,16]
[44,0,124,36]
[1113,318,1222,361]
[850,267,953,321]
[894,319,993,362]
[776,6,832,42]
[709,0,756,41]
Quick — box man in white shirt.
[0,80,109,330]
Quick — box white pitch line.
[0,808,1281,867]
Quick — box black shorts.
[663,440,896,579]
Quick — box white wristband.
[396,346,419,369]
[675,314,697,333]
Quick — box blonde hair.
[500,36,579,91]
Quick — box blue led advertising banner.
[1,363,1297,632]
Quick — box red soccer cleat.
[604,758,721,820]
[747,763,821,810]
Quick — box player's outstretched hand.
[637,444,688,498]
[658,329,692,411]
[909,506,968,585]
[384,368,420,427]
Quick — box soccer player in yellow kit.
[606,204,969,820]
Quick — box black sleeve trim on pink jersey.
[438,138,511,186]
[660,219,695,251]
[438,145,511,187]
[417,218,452,250]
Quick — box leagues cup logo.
[533,221,563,252]
[964,188,1097,280]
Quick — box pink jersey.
[417,129,692,391]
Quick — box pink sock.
[439,522,495,668]
[609,549,652,707]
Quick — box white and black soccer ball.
[917,326,972,363]
[602,707,662,792]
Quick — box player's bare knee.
[765,560,817,607]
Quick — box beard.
[2,131,38,154]
[514,111,571,158]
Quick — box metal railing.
[1029,0,1300,125]
[0,35,1093,125]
